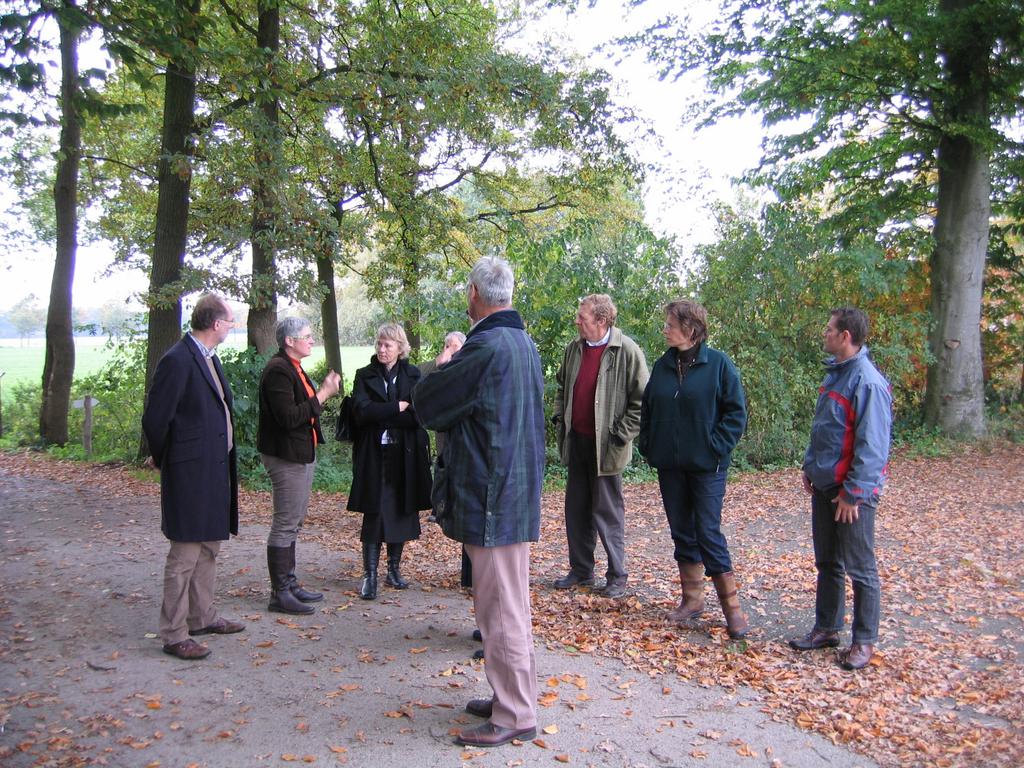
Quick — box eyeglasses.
[217,317,236,327]
[291,334,315,342]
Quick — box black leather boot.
[268,546,315,615]
[359,541,380,600]
[385,542,410,589]
[287,541,323,603]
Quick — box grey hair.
[468,256,514,308]
[444,331,466,346]
[276,317,310,349]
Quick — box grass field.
[0,336,375,387]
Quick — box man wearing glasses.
[143,293,245,660]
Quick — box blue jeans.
[657,469,732,575]
[811,487,880,644]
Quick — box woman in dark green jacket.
[638,299,749,639]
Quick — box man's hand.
[144,456,158,471]
[801,473,813,495]
[398,400,410,412]
[832,494,860,523]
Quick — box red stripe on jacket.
[826,389,856,488]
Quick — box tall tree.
[631,0,1024,437]
[39,0,82,446]
[142,0,202,424]
[247,0,281,353]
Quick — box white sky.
[0,0,763,313]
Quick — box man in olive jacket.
[414,256,544,749]
[142,294,245,661]
[552,294,648,598]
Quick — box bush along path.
[0,442,1021,767]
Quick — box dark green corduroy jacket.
[413,310,546,547]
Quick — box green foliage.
[0,379,42,448]
[630,0,1024,230]
[691,200,929,468]
[67,336,148,460]
[216,345,272,486]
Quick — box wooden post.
[72,395,99,458]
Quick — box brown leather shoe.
[455,721,537,747]
[465,698,493,718]
[789,627,840,651]
[189,617,245,636]
[162,638,210,660]
[839,643,875,670]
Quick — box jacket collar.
[662,341,707,366]
[825,345,870,371]
[467,308,525,339]
[575,326,622,350]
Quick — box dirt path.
[1,443,1021,767]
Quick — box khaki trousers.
[465,542,537,730]
[159,540,222,644]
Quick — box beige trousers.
[465,542,537,730]
[159,540,222,644]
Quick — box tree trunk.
[924,0,989,438]
[140,0,201,458]
[316,249,342,381]
[247,0,280,354]
[40,0,81,447]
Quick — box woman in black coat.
[346,322,432,600]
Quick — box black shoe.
[270,588,315,615]
[472,629,483,642]
[290,583,324,603]
[601,578,628,599]
[553,572,595,590]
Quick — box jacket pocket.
[167,427,202,464]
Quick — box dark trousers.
[563,432,627,581]
[811,487,880,644]
[656,469,732,575]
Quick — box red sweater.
[571,343,606,437]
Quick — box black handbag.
[335,395,356,442]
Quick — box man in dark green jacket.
[414,256,544,748]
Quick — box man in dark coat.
[142,294,245,660]
[414,256,545,749]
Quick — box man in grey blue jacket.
[790,307,892,671]
[414,256,545,748]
